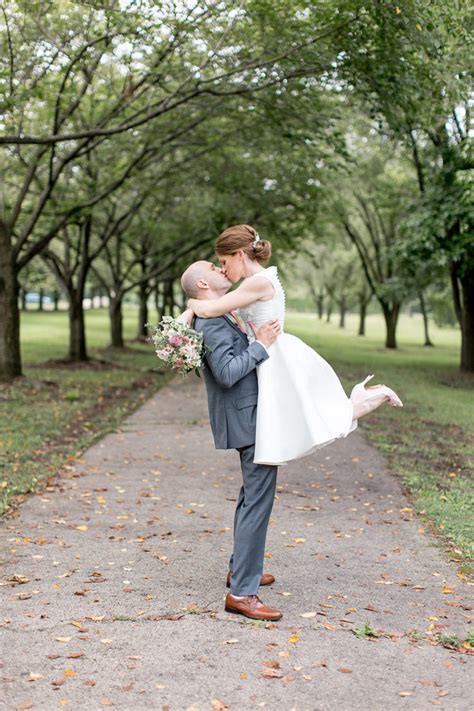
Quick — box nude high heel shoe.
[350,374,403,419]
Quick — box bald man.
[181,260,282,621]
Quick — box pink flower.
[169,335,184,347]
[174,357,184,368]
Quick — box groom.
[181,260,282,621]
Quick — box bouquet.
[147,316,205,376]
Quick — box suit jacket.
[194,315,269,449]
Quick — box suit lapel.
[223,314,248,342]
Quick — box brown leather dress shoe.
[226,571,275,588]
[225,592,283,621]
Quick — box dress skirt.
[254,333,356,465]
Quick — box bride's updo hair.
[216,224,272,266]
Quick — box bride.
[185,224,403,466]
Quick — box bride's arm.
[176,308,194,325]
[187,276,273,318]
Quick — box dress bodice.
[238,266,286,342]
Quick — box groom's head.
[181,260,231,300]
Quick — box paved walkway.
[1,376,472,711]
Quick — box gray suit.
[194,314,278,596]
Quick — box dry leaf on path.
[261,668,283,679]
[337,667,352,673]
[300,611,317,618]
[210,700,229,711]
[262,660,280,669]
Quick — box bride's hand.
[177,308,194,326]
[187,298,210,318]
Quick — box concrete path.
[1,376,472,711]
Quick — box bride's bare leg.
[350,374,403,421]
[352,393,390,420]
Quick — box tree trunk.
[418,290,434,347]
[109,296,124,348]
[450,261,462,326]
[53,290,59,311]
[460,269,474,372]
[155,282,164,323]
[326,300,333,323]
[317,291,324,320]
[358,296,367,336]
[338,296,346,328]
[164,278,176,317]
[137,282,149,339]
[20,288,27,311]
[68,291,87,361]
[38,287,44,312]
[381,302,400,349]
[0,221,22,381]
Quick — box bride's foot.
[351,374,403,420]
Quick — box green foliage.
[352,623,380,639]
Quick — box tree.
[332,0,473,368]
[1,0,358,380]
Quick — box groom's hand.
[251,320,281,348]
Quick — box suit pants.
[228,444,278,596]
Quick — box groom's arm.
[196,317,268,389]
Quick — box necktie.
[229,310,245,332]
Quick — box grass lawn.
[286,311,473,566]
[0,307,171,515]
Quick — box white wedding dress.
[238,266,356,465]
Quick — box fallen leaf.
[83,679,96,687]
[99,699,113,706]
[399,692,412,697]
[441,586,454,594]
[288,635,299,643]
[338,668,352,673]
[76,525,88,532]
[320,603,336,609]
[223,639,239,645]
[9,574,29,585]
[261,668,283,679]
[210,700,229,711]
[63,670,76,677]
[28,672,43,681]
[262,660,280,669]
[67,653,84,659]
[15,704,33,710]
[300,611,317,618]
[56,637,72,643]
